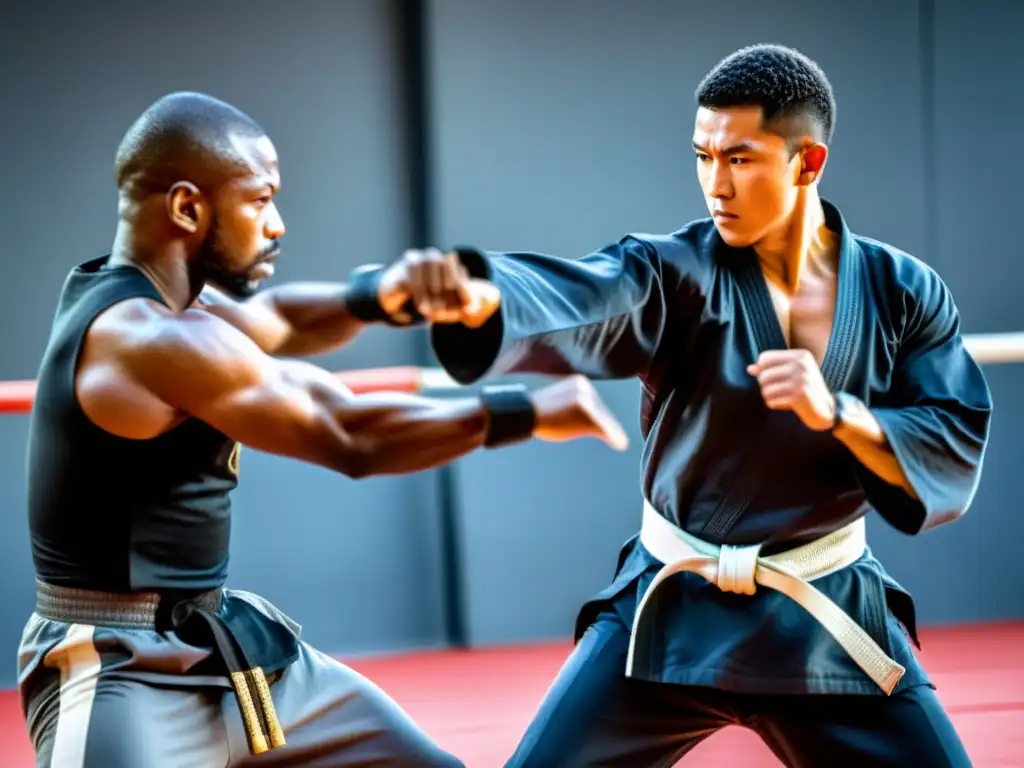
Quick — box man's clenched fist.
[378,248,500,328]
[747,349,836,431]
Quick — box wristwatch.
[830,391,850,431]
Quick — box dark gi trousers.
[506,606,973,768]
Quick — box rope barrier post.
[396,0,469,649]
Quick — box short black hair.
[695,44,836,148]
[114,91,267,196]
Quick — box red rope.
[0,366,429,414]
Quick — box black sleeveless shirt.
[27,256,239,593]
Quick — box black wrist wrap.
[345,267,424,326]
[480,384,536,448]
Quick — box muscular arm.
[196,277,382,358]
[104,304,495,478]
[429,237,693,384]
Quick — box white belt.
[628,500,905,695]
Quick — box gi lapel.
[817,200,864,393]
[699,200,865,543]
[736,199,864,389]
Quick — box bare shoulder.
[77,297,264,439]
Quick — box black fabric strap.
[171,603,282,755]
[481,384,536,448]
[830,391,850,432]
[344,266,425,326]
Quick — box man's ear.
[165,181,209,234]
[797,143,828,186]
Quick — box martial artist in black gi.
[18,91,626,767]
[428,44,991,767]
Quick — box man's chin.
[209,273,263,300]
[713,224,757,249]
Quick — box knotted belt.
[173,602,286,754]
[628,501,905,695]
[35,580,286,755]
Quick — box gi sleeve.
[429,235,683,384]
[860,274,993,535]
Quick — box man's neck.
[109,222,200,311]
[753,192,836,294]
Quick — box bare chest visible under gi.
[762,265,838,368]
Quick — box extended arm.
[99,306,626,478]
[199,250,486,357]
[197,280,371,357]
[842,277,992,534]
[429,236,689,384]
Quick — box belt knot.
[717,543,761,595]
[630,501,906,696]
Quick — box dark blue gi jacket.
[430,200,992,696]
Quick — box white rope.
[416,332,1024,390]
[963,332,1024,364]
